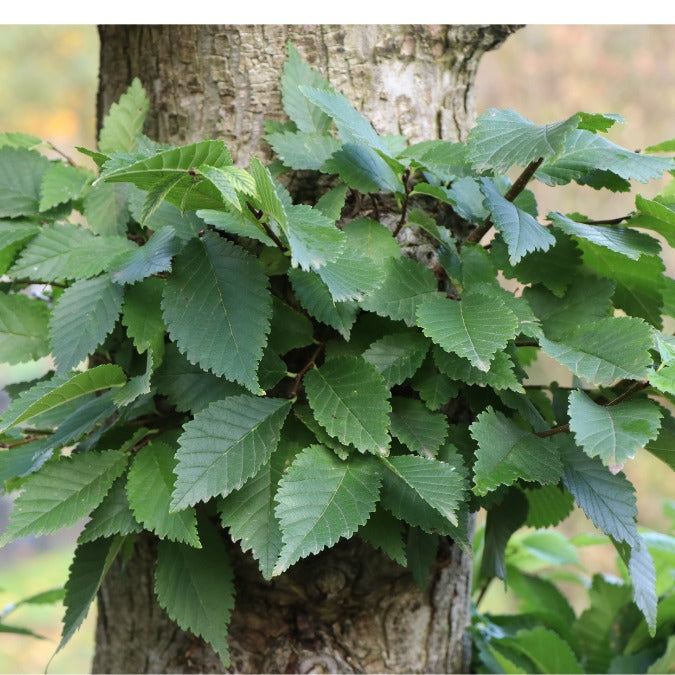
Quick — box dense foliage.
[0,45,674,671]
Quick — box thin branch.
[246,202,287,252]
[464,157,545,246]
[515,340,540,348]
[46,141,78,167]
[0,435,49,449]
[582,212,636,226]
[393,167,412,238]
[289,343,324,399]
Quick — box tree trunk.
[93,24,519,674]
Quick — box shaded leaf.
[0,294,50,364]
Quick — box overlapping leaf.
[110,226,177,284]
[0,293,50,364]
[266,131,341,170]
[39,163,90,212]
[98,78,149,154]
[362,331,429,387]
[389,397,448,458]
[83,183,129,236]
[433,346,524,392]
[316,248,383,301]
[323,143,401,193]
[0,147,50,217]
[285,203,345,270]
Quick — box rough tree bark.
[93,24,519,674]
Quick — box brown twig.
[289,343,324,399]
[46,141,78,167]
[246,202,287,252]
[0,435,48,449]
[393,167,412,238]
[581,213,636,226]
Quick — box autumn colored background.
[0,24,673,673]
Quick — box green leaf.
[316,248,383,302]
[322,143,401,193]
[83,182,130,236]
[380,454,464,527]
[524,485,574,528]
[286,203,345,270]
[0,294,50,364]
[548,211,661,259]
[0,365,126,433]
[362,331,429,387]
[496,626,583,674]
[110,226,177,284]
[273,444,381,574]
[8,223,135,283]
[281,44,332,134]
[121,277,166,353]
[539,316,654,386]
[268,297,314,355]
[197,165,255,213]
[407,527,439,591]
[139,173,185,224]
[300,86,388,153]
[78,475,142,543]
[576,112,625,133]
[0,132,42,150]
[171,396,291,511]
[0,147,50,217]
[357,506,406,566]
[480,488,529,581]
[0,450,127,545]
[161,233,272,393]
[417,290,518,372]
[480,178,555,263]
[433,346,524,392]
[360,256,440,326]
[153,343,244,413]
[568,390,662,467]
[304,356,391,455]
[249,157,287,228]
[197,209,273,246]
[50,275,124,373]
[98,78,149,154]
[648,635,675,674]
[410,357,459,410]
[0,219,39,254]
[389,397,448,458]
[39,163,90,211]
[267,131,341,171]
[523,274,614,340]
[624,537,658,635]
[154,519,234,665]
[645,409,675,470]
[560,441,639,546]
[629,194,675,247]
[126,441,200,547]
[342,217,401,263]
[58,537,125,653]
[315,184,347,221]
[470,407,563,496]
[401,139,471,181]
[537,128,674,185]
[288,268,357,339]
[466,109,579,173]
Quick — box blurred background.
[0,24,673,673]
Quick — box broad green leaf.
[58,537,125,653]
[0,219,39,254]
[523,274,614,340]
[410,357,459,410]
[139,173,185,224]
[315,184,348,221]
[0,365,126,433]
[110,226,177,284]
[417,290,518,372]
[548,211,661,259]
[154,520,234,665]
[357,506,406,566]
[508,529,580,571]
[652,364,675,395]
[153,343,244,413]
[98,78,149,154]
[219,441,301,580]
[470,407,563,495]
[480,178,555,263]
[401,139,471,181]
[316,248,383,301]
[273,444,381,574]
[0,294,50,364]
[0,450,127,544]
[266,131,341,170]
[380,454,464,527]
[407,527,440,590]
[479,488,528,581]
[83,183,130,236]
[197,165,256,213]
[288,268,358,339]
[568,389,662,466]
[496,626,583,674]
[171,396,291,511]
[304,356,391,455]
[0,147,50,217]
[39,163,90,211]
[560,441,639,546]
[433,346,524,392]
[576,111,625,133]
[645,409,675,470]
[268,297,314,355]
[539,316,654,386]
[537,128,674,185]
[50,275,124,373]
[0,132,42,150]
[466,109,579,173]
[121,277,166,353]
[257,347,287,391]
[197,209,273,245]
[362,331,429,387]
[78,475,142,543]
[281,44,332,134]
[286,203,345,270]
[524,485,574,528]
[647,636,675,674]
[322,143,401,193]
[629,194,675,247]
[300,86,389,153]
[294,404,355,458]
[389,397,448,458]
[360,256,439,326]
[342,217,401,263]
[579,241,664,327]
[127,441,200,547]
[249,158,287,228]
[8,223,134,283]
[621,537,658,635]
[161,233,272,392]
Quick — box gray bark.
[93,24,519,674]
